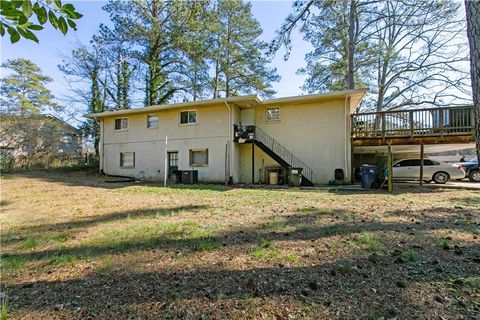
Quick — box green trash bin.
[288,167,303,187]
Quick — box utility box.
[173,170,183,183]
[288,167,303,187]
[182,170,198,184]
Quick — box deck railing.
[351,106,475,139]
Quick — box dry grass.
[1,169,479,319]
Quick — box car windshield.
[471,157,478,163]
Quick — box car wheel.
[469,170,480,182]
[432,171,449,184]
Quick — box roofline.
[84,89,368,119]
[262,88,368,105]
[0,113,81,133]
[43,114,82,133]
[84,95,261,119]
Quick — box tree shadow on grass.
[2,205,478,266]
[2,205,209,247]
[2,202,479,318]
[3,242,479,319]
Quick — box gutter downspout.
[224,100,232,185]
[344,96,350,181]
[94,115,105,175]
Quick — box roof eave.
[84,95,262,119]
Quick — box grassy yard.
[1,170,479,319]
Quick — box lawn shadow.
[4,242,479,319]
[2,205,209,247]
[3,205,478,265]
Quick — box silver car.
[393,158,465,184]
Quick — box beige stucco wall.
[236,98,351,184]
[101,103,231,182]
[238,143,280,183]
[98,95,357,185]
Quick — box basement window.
[266,107,280,122]
[180,110,197,125]
[114,118,128,131]
[120,152,135,168]
[147,115,159,128]
[189,149,208,167]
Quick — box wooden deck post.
[388,145,393,193]
[251,142,255,184]
[420,144,424,186]
[351,142,355,184]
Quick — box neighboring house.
[0,114,82,160]
[85,89,367,185]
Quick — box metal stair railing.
[254,126,314,183]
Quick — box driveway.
[399,180,480,190]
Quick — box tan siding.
[237,99,349,184]
[101,103,230,182]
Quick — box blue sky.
[1,0,312,119]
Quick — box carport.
[351,105,475,192]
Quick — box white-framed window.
[147,115,159,128]
[61,135,73,143]
[180,110,197,125]
[114,118,128,131]
[266,107,280,122]
[189,148,208,167]
[120,152,135,168]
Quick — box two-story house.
[85,89,367,185]
[0,114,82,160]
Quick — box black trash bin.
[360,165,381,189]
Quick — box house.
[85,89,367,185]
[0,114,82,160]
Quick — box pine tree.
[103,0,204,106]
[0,58,59,114]
[297,0,372,93]
[210,0,279,98]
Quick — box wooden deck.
[351,106,475,146]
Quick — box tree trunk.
[213,59,219,98]
[465,0,480,161]
[347,0,356,90]
[116,51,122,110]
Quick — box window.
[189,149,208,167]
[396,159,420,167]
[266,107,280,122]
[424,160,439,166]
[147,115,159,128]
[120,152,135,168]
[115,118,128,130]
[180,110,197,124]
[61,135,73,143]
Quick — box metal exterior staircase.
[234,125,314,186]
